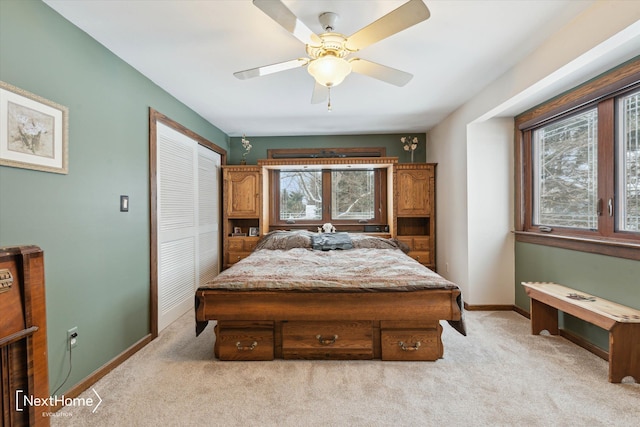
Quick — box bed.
[195,231,465,361]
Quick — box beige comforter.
[201,247,457,292]
[198,232,466,335]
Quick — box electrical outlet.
[67,326,78,349]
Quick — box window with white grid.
[618,89,640,232]
[517,60,640,257]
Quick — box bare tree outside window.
[331,170,375,220]
[620,90,640,232]
[279,170,322,220]
[533,109,598,229]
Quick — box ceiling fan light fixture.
[307,55,352,88]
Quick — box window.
[331,170,375,221]
[274,168,384,225]
[618,90,640,232]
[532,108,598,230]
[516,58,640,259]
[279,170,323,221]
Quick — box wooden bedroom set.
[195,158,467,362]
[194,154,640,384]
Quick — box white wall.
[427,0,640,305]
[428,108,469,297]
[467,119,514,305]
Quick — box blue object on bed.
[311,232,353,250]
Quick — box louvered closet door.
[156,123,220,332]
[197,144,220,287]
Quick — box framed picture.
[233,227,241,234]
[0,81,68,174]
[249,227,259,237]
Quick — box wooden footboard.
[196,289,461,361]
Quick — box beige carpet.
[52,310,639,426]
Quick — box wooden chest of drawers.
[226,237,259,266]
[397,236,432,268]
[0,246,49,427]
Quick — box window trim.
[267,147,386,159]
[515,57,640,260]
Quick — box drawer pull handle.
[236,341,258,351]
[398,341,421,352]
[316,334,338,346]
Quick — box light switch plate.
[120,195,129,212]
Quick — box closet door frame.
[149,108,226,337]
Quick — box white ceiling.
[43,0,600,137]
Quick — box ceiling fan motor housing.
[318,11,339,32]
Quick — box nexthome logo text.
[16,388,102,414]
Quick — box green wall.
[515,242,640,350]
[0,0,228,394]
[228,134,426,165]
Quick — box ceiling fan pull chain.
[327,86,332,112]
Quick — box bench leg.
[530,299,559,335]
[608,323,640,383]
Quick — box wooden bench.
[522,282,640,383]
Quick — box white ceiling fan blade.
[345,0,430,52]
[349,58,413,87]
[311,82,327,104]
[252,0,321,46]
[234,58,309,80]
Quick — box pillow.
[390,238,411,254]
[350,234,403,251]
[311,232,353,251]
[255,230,313,250]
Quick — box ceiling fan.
[233,0,431,109]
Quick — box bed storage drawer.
[216,321,274,361]
[381,326,443,361]
[282,321,373,360]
